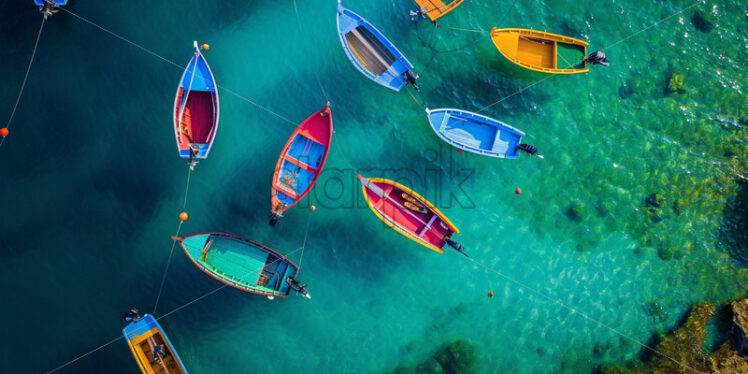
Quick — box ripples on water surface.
[0,0,746,373]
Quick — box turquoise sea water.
[1,1,746,373]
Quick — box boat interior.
[516,36,586,69]
[257,254,290,291]
[136,332,182,374]
[176,90,215,144]
[367,182,449,248]
[344,26,396,76]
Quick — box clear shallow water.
[1,0,746,373]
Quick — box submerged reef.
[720,181,748,265]
[691,10,718,33]
[390,340,476,374]
[602,298,748,374]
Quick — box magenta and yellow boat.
[358,175,467,256]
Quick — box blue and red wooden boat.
[173,41,219,168]
[269,103,333,225]
[122,313,188,374]
[336,0,419,91]
[173,232,310,299]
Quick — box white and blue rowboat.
[336,0,419,91]
[426,108,528,159]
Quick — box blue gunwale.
[426,108,526,159]
[336,1,415,91]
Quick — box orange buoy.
[179,211,189,221]
[310,205,317,212]
[458,149,463,154]
[515,188,522,195]
[0,128,8,137]
[488,291,494,298]
[201,44,210,51]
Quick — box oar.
[358,175,430,227]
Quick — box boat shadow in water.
[719,178,748,267]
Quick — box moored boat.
[270,103,333,225]
[490,28,588,74]
[358,175,466,256]
[34,0,67,18]
[173,41,219,168]
[337,0,419,91]
[122,312,187,374]
[413,0,464,22]
[426,108,540,159]
[174,232,310,299]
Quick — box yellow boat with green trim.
[490,27,589,74]
[358,175,467,256]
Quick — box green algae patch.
[665,73,685,94]
[390,340,476,374]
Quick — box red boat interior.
[365,182,450,249]
[176,90,215,144]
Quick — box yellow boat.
[413,0,464,22]
[123,314,187,374]
[490,28,589,74]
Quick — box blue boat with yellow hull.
[336,0,418,91]
[426,108,526,159]
[122,314,187,374]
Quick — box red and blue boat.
[269,103,333,225]
[174,232,310,299]
[358,175,467,256]
[173,41,219,167]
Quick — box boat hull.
[490,28,588,74]
[122,314,187,374]
[173,43,219,160]
[358,175,459,254]
[337,2,415,91]
[34,0,68,5]
[271,103,333,215]
[413,0,464,21]
[426,108,525,159]
[177,232,299,298]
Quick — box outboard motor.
[585,51,610,67]
[404,70,420,91]
[286,277,311,299]
[445,238,469,257]
[409,9,422,22]
[518,144,544,159]
[121,308,141,323]
[269,212,282,226]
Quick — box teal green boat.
[174,232,310,299]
